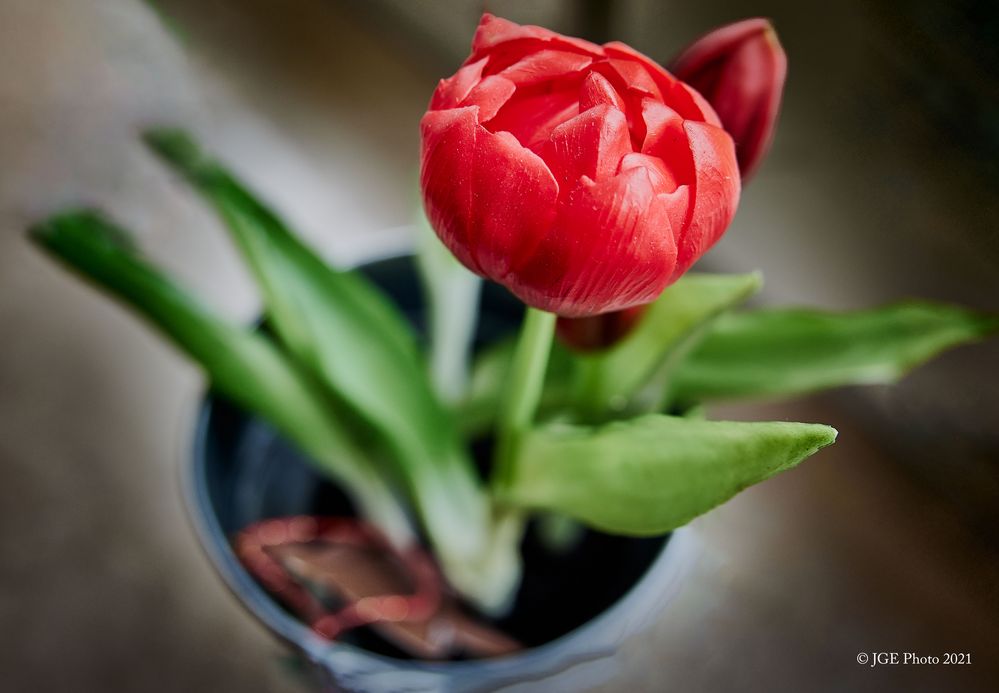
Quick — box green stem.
[492,307,557,490]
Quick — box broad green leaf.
[671,303,999,403]
[144,130,495,602]
[504,414,837,535]
[575,272,762,417]
[29,211,410,540]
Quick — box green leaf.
[29,210,411,541]
[671,303,999,403]
[504,414,837,535]
[575,272,762,417]
[143,129,496,603]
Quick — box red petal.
[469,13,602,63]
[420,106,559,281]
[498,49,592,87]
[619,154,693,241]
[483,87,579,150]
[421,108,481,272]
[707,40,768,140]
[430,58,487,111]
[510,167,678,316]
[471,130,560,280]
[669,80,723,128]
[579,71,627,112]
[603,42,720,125]
[540,105,632,194]
[603,42,672,82]
[702,35,786,178]
[619,152,678,192]
[602,43,675,91]
[660,185,691,246]
[460,75,516,122]
[639,99,694,188]
[671,120,740,280]
[604,57,662,99]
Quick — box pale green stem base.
[475,308,556,615]
[318,452,415,548]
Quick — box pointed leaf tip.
[29,209,138,254]
[142,127,211,178]
[973,313,999,336]
[773,423,838,474]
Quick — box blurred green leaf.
[504,414,837,535]
[415,215,482,404]
[575,272,762,417]
[29,210,410,539]
[144,129,492,597]
[671,303,999,403]
[142,0,187,43]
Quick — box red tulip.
[557,18,787,350]
[670,18,787,181]
[420,14,740,318]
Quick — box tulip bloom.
[558,18,787,349]
[420,14,740,317]
[671,18,787,181]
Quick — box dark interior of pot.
[196,256,668,660]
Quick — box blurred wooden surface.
[0,1,997,690]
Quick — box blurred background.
[1,0,997,690]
